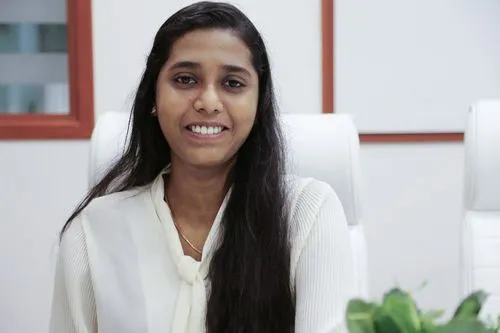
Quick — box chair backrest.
[89,111,369,297]
[462,100,500,317]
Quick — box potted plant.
[346,288,499,333]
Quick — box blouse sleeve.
[49,214,97,333]
[294,187,358,333]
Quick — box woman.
[49,2,357,333]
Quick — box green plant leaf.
[452,291,488,320]
[423,309,445,320]
[373,306,404,333]
[346,299,377,333]
[420,310,444,333]
[421,319,439,333]
[436,318,490,333]
[346,287,498,333]
[382,288,421,333]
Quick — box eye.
[174,75,197,85]
[223,79,245,89]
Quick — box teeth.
[189,125,224,135]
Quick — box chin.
[184,154,236,170]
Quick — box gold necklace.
[172,219,203,255]
[164,191,203,256]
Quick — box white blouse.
[48,170,357,333]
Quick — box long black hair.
[62,2,295,332]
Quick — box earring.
[151,107,157,115]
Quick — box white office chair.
[462,100,500,317]
[89,111,369,298]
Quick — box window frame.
[0,0,94,140]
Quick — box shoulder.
[60,185,151,249]
[79,185,157,244]
[285,175,346,273]
[84,186,150,217]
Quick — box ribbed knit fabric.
[48,172,357,333]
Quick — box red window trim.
[0,0,94,140]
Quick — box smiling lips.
[185,124,228,139]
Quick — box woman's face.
[155,28,259,169]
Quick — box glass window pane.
[0,23,67,53]
[0,84,69,114]
[0,0,69,115]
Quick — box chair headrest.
[281,113,363,226]
[89,112,363,226]
[464,100,500,211]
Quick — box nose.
[193,84,222,114]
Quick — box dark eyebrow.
[222,65,252,77]
[169,61,251,77]
[169,61,201,71]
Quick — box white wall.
[1,0,498,332]
[335,0,500,133]
[333,0,500,314]
[360,143,464,313]
[0,142,88,333]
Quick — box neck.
[165,159,233,228]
